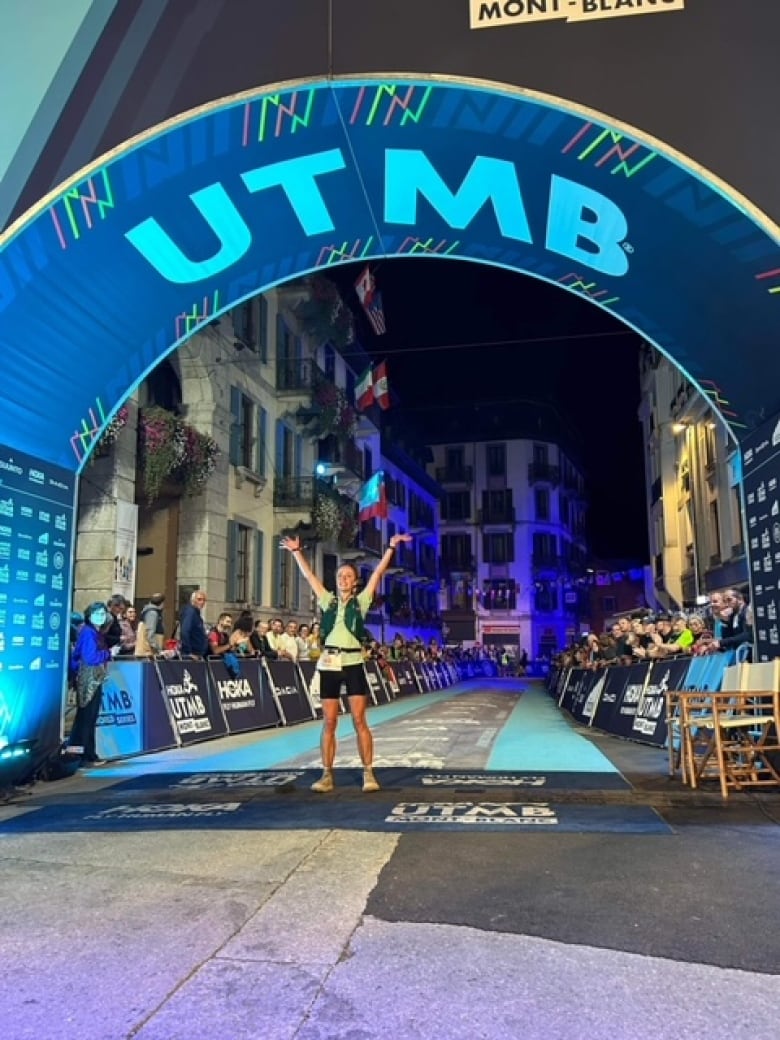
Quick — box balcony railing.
[396,545,417,572]
[276,358,317,394]
[318,435,364,481]
[435,466,473,485]
[273,475,316,509]
[441,555,476,575]
[532,553,562,572]
[359,524,382,555]
[479,507,516,524]
[528,463,560,485]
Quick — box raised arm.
[280,535,328,600]
[364,532,412,601]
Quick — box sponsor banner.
[155,659,227,745]
[632,657,691,746]
[560,668,599,720]
[413,662,432,692]
[590,664,634,732]
[581,671,606,724]
[742,411,780,663]
[0,798,670,834]
[418,771,629,791]
[96,660,146,759]
[394,661,420,697]
[264,659,314,725]
[608,662,652,740]
[469,0,686,31]
[433,662,451,688]
[208,659,280,733]
[364,661,392,704]
[112,499,137,602]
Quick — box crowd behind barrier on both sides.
[69,586,753,686]
[556,587,754,671]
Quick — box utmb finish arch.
[0,0,779,771]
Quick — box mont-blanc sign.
[470,0,685,29]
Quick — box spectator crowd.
[555,588,753,670]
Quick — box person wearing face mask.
[67,601,120,764]
[280,531,412,793]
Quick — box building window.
[323,343,336,380]
[443,490,470,521]
[482,488,513,522]
[230,389,267,475]
[442,533,472,568]
[533,443,548,467]
[601,596,617,613]
[534,487,550,521]
[227,520,251,603]
[483,532,514,564]
[486,443,506,477]
[445,445,466,480]
[535,582,558,612]
[481,579,516,610]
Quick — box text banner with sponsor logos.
[0,443,75,762]
[742,412,780,662]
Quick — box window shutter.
[271,537,281,608]
[254,529,264,604]
[229,387,242,466]
[275,419,287,477]
[258,296,268,363]
[226,521,238,602]
[256,406,267,476]
[294,432,303,477]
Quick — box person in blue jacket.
[68,601,119,763]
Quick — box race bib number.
[317,651,343,672]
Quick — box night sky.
[326,259,649,561]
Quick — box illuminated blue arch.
[1,74,780,758]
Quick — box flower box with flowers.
[138,406,219,502]
[294,274,355,350]
[93,405,129,458]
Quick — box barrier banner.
[394,661,419,697]
[560,668,597,719]
[631,657,691,746]
[96,661,147,759]
[364,661,391,705]
[263,660,314,725]
[562,669,603,724]
[433,662,450,688]
[581,672,606,725]
[414,662,432,692]
[155,659,228,744]
[555,668,571,703]
[590,665,633,732]
[608,663,653,740]
[208,659,280,733]
[143,661,179,752]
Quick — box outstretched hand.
[389,533,413,549]
[279,535,301,553]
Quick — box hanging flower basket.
[138,406,220,502]
[294,275,355,349]
[307,379,358,440]
[92,405,129,458]
[313,491,357,544]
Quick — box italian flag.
[355,365,374,411]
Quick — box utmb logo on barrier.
[125,148,631,284]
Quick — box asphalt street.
[1,679,778,1040]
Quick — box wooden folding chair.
[678,691,720,789]
[710,690,780,798]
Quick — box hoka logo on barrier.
[124,147,630,284]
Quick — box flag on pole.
[358,471,388,521]
[354,265,387,336]
[373,360,390,410]
[355,365,374,411]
